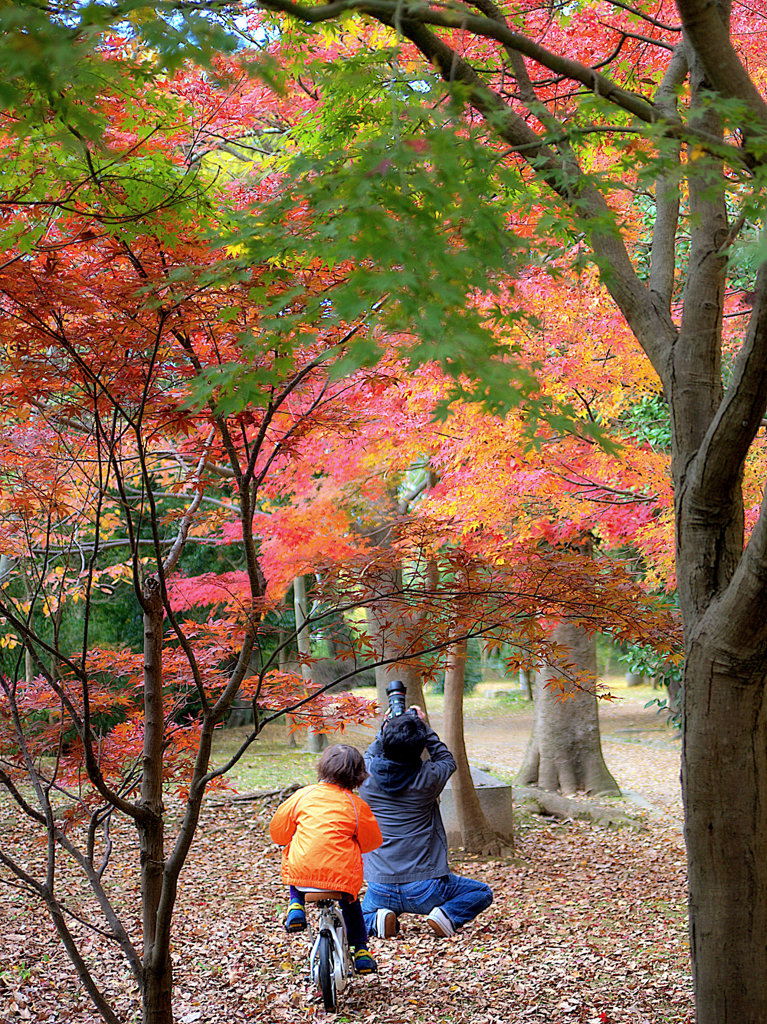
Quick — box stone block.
[440,766,514,849]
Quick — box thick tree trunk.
[516,621,620,796]
[443,639,511,852]
[667,59,765,1021]
[140,578,173,1024]
[683,640,767,1023]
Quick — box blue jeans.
[361,873,493,934]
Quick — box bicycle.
[305,890,353,1011]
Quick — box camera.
[385,679,407,717]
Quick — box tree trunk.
[443,639,511,852]
[143,954,173,1024]
[480,638,490,682]
[358,488,430,718]
[516,620,620,796]
[519,669,534,701]
[364,565,427,715]
[294,575,326,752]
[683,639,767,1022]
[279,629,298,746]
[140,577,173,1024]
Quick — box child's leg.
[339,897,367,949]
[285,886,307,932]
[340,897,377,974]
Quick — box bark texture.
[681,632,767,1020]
[294,575,327,752]
[443,639,513,853]
[140,577,173,1024]
[358,485,433,717]
[365,591,427,712]
[516,621,620,796]
[514,786,642,828]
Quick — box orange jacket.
[269,782,382,897]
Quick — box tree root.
[209,783,301,806]
[513,785,645,829]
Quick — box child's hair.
[317,744,368,790]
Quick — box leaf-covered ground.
[0,690,692,1024]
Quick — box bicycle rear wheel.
[318,932,337,1011]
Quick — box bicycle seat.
[303,890,346,901]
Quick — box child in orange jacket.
[269,744,383,973]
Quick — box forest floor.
[0,680,692,1024]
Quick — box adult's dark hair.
[381,713,428,764]
[317,744,368,790]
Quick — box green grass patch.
[210,726,319,792]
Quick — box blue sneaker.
[353,948,377,974]
[284,901,307,932]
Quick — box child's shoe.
[353,948,377,974]
[284,901,307,932]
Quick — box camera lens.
[386,680,407,717]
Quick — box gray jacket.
[359,726,457,884]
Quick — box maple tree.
[0,49,667,1021]
[0,5,751,1022]
[431,297,674,794]
[147,275,681,842]
[262,307,675,797]
[0,63,400,1024]
[162,21,680,815]
[246,341,680,855]
[180,2,767,1018]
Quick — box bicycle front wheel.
[318,932,337,1012]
